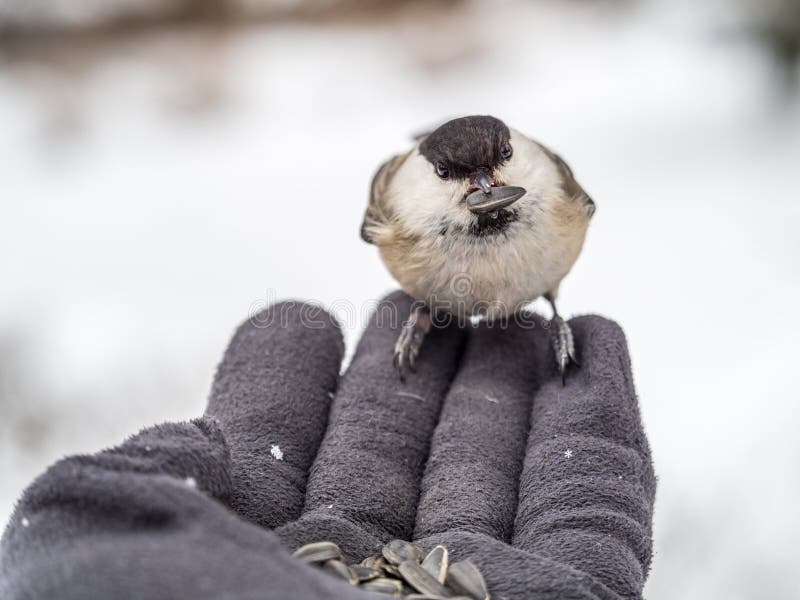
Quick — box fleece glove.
[0,291,655,600]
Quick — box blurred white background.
[1,0,799,597]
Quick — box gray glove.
[0,291,655,600]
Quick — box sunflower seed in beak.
[466,186,526,215]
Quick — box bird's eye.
[435,162,449,179]
[500,143,513,160]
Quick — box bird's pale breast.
[380,206,589,319]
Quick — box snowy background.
[1,0,799,598]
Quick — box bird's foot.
[551,315,579,385]
[393,307,431,382]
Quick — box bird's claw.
[551,315,578,385]
[393,328,419,382]
[393,312,429,382]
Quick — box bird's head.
[420,115,526,219]
[366,115,593,242]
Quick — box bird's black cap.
[419,115,511,180]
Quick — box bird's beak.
[473,171,493,194]
[466,173,527,215]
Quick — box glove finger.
[297,290,466,553]
[206,300,344,529]
[414,531,617,600]
[413,316,551,543]
[511,315,655,597]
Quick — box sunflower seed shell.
[323,559,358,585]
[383,540,424,565]
[361,556,381,569]
[421,545,448,584]
[292,541,342,564]
[398,560,451,598]
[445,560,490,600]
[362,577,404,595]
[352,565,382,582]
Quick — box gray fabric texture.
[0,291,655,599]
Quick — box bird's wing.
[360,151,409,244]
[535,139,596,218]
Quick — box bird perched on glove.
[361,115,595,381]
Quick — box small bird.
[360,115,595,382]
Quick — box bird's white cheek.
[497,160,561,208]
[499,131,560,198]
[391,154,470,233]
[497,159,533,188]
[393,181,459,232]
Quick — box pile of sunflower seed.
[292,539,491,600]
